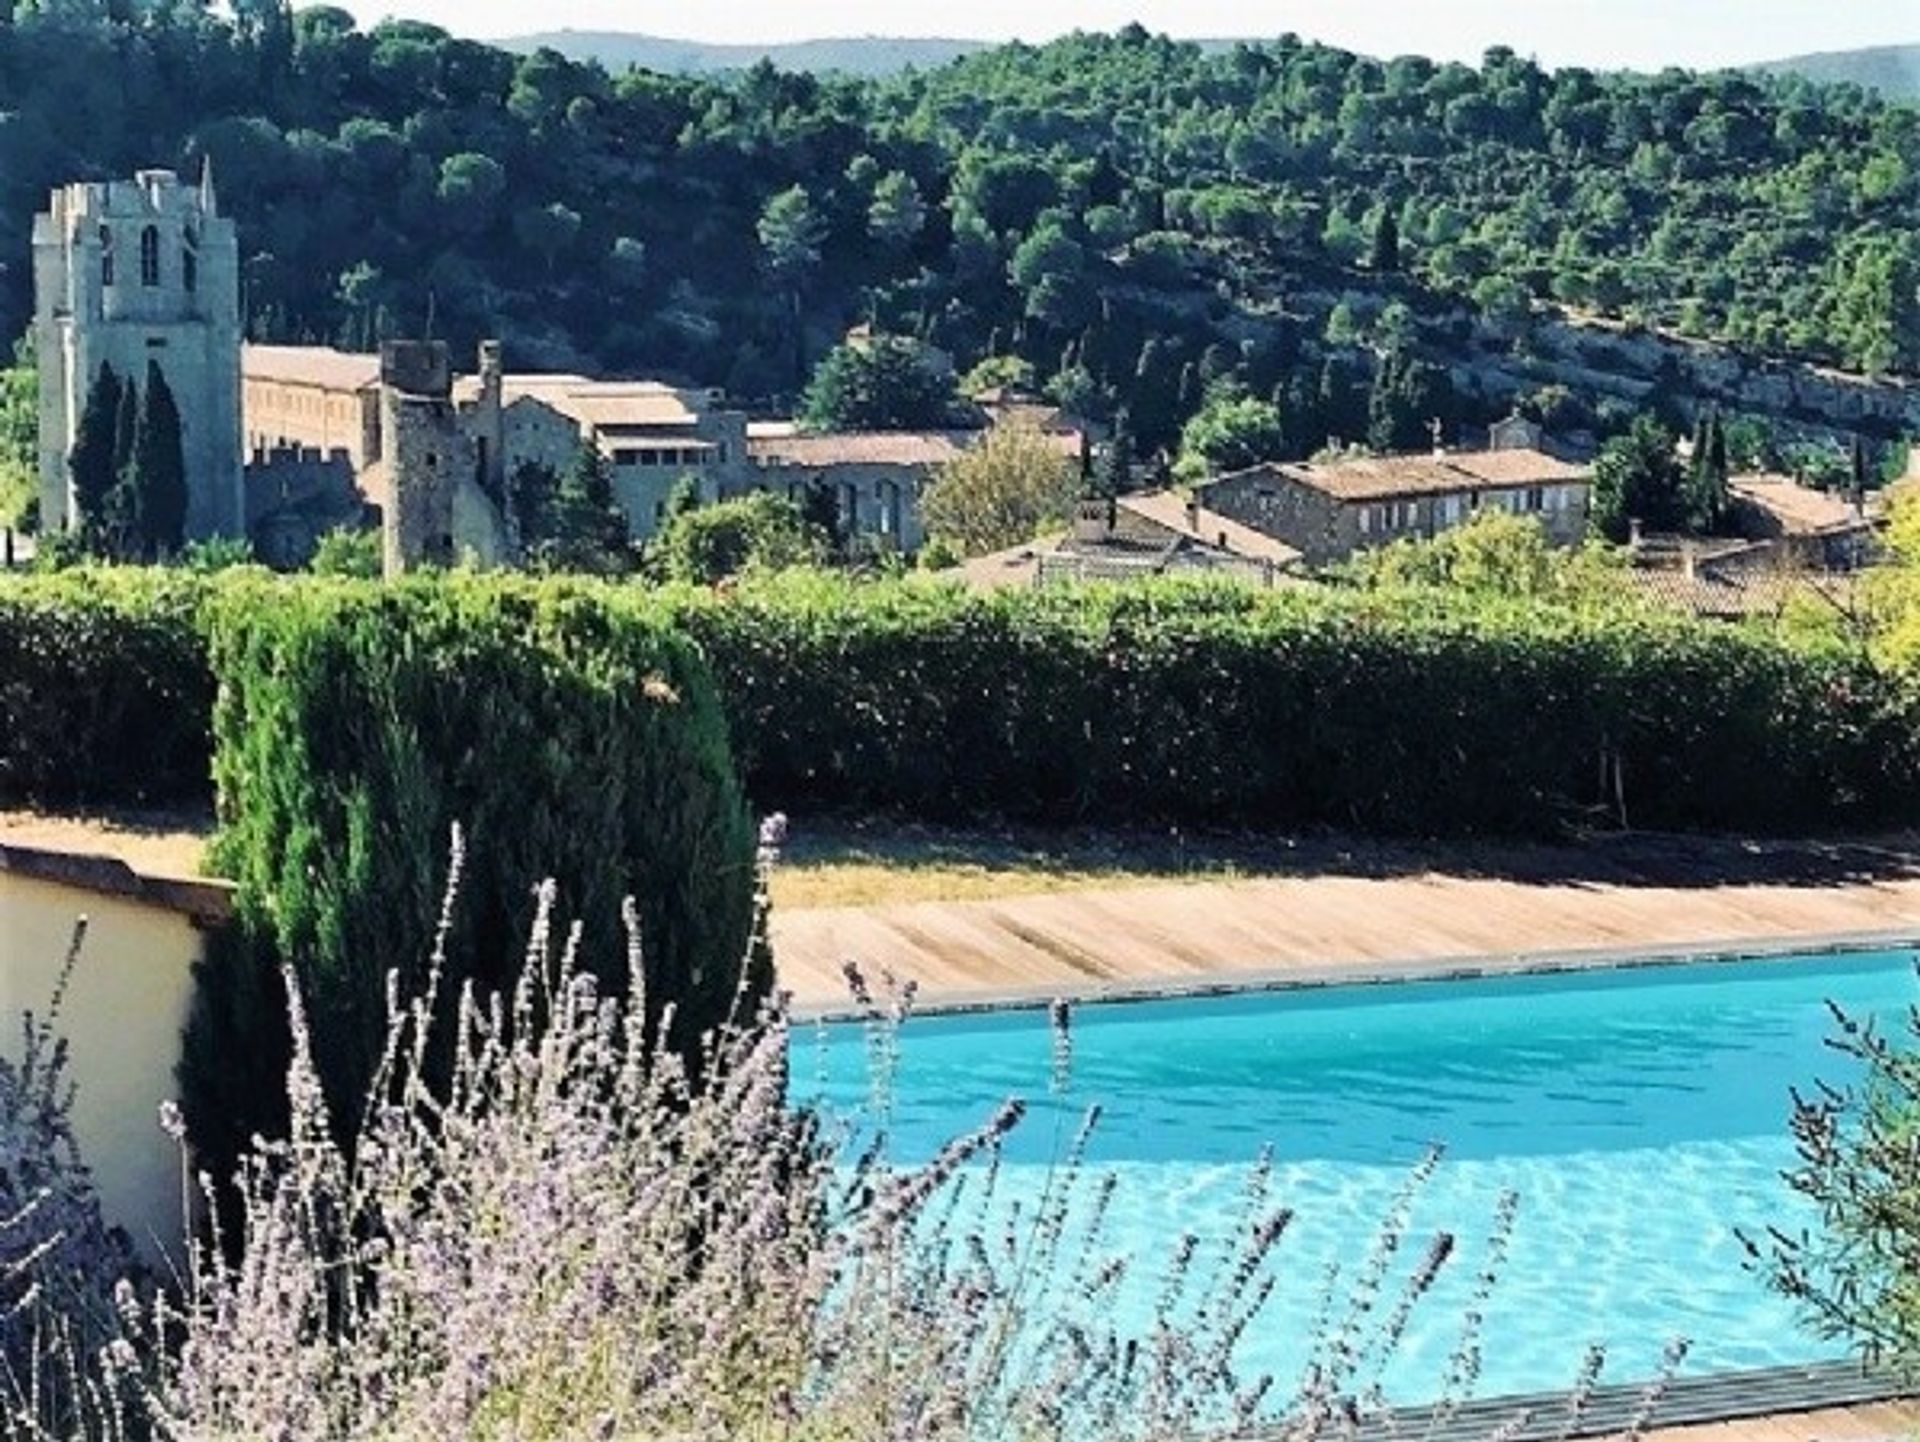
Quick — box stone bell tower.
[33,165,243,539]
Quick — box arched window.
[139,226,160,287]
[182,245,197,296]
[99,227,114,287]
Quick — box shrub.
[183,574,763,1180]
[919,424,1079,556]
[668,573,1920,835]
[1748,997,1920,1372]
[2,568,1916,839]
[307,525,381,578]
[648,491,830,585]
[0,567,215,807]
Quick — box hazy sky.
[332,1,1920,70]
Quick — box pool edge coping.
[1342,1358,1916,1442]
[791,927,1920,1023]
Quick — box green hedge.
[183,575,763,1180]
[667,574,1920,835]
[2,568,1916,839]
[0,569,215,806]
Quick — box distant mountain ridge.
[1753,43,1920,100]
[499,30,1920,95]
[493,31,992,76]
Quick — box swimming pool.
[794,949,1919,1402]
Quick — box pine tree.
[68,361,122,541]
[133,361,188,557]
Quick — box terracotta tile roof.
[1624,566,1861,620]
[242,344,381,393]
[1231,448,1591,503]
[750,432,972,468]
[1731,475,1875,536]
[953,540,1050,590]
[502,378,705,429]
[1115,490,1303,566]
[1441,449,1592,487]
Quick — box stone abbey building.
[33,168,243,539]
[33,169,1055,570]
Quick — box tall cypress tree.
[1093,411,1133,499]
[1685,406,1730,535]
[1369,209,1400,273]
[133,361,188,557]
[102,373,143,559]
[67,361,122,539]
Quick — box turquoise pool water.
[795,950,1920,1402]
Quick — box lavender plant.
[0,921,137,1439]
[4,823,1689,1440]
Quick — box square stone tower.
[33,167,243,539]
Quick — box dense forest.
[1,2,1917,463]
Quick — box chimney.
[1186,495,1201,533]
[1681,542,1697,582]
[1429,416,1446,458]
[1074,495,1113,545]
[1628,517,1644,549]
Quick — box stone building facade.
[744,428,955,550]
[238,340,512,571]
[34,168,243,538]
[1197,448,1592,568]
[242,344,382,469]
[460,375,752,540]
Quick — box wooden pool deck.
[1346,1362,1915,1442]
[1642,1402,1918,1442]
[771,837,1920,1012]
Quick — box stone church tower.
[33,167,243,538]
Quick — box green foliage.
[179,535,258,573]
[799,337,958,433]
[919,424,1078,554]
[1591,416,1687,540]
[867,169,927,249]
[189,574,763,1178]
[757,184,828,283]
[669,573,1920,836]
[0,339,37,532]
[0,567,216,807]
[1342,510,1631,606]
[962,354,1037,396]
[1685,408,1733,534]
[67,363,121,542]
[5,563,1920,862]
[649,492,830,585]
[1177,387,1287,479]
[131,361,188,558]
[308,526,382,578]
[1366,349,1444,454]
[1368,209,1400,273]
[527,442,633,575]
